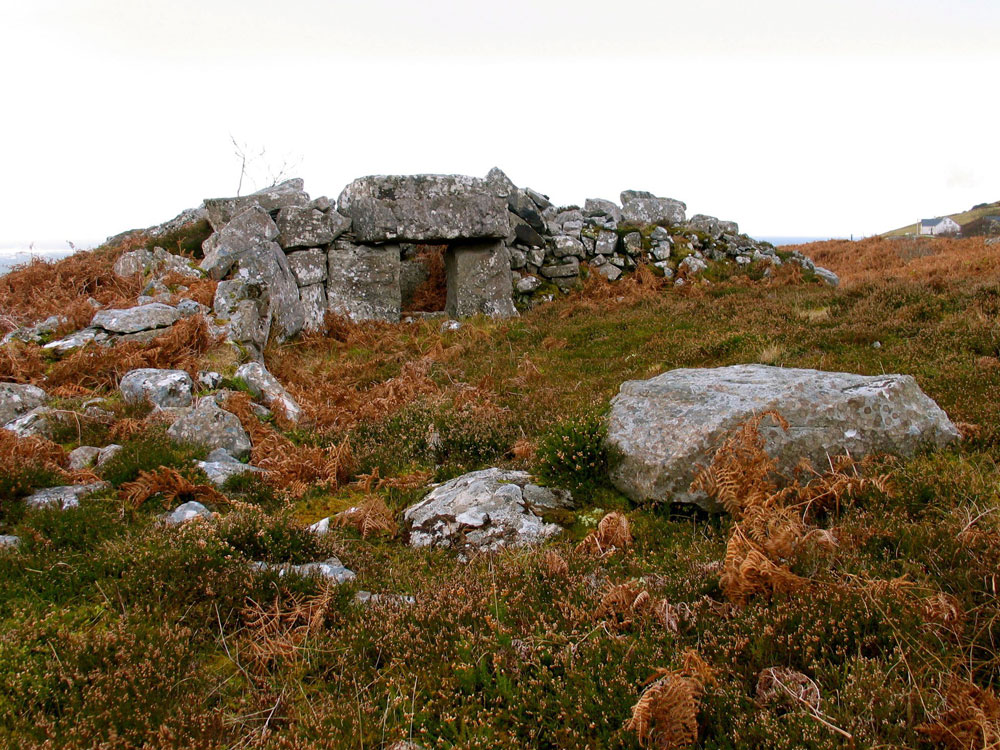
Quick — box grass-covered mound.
[0,238,998,748]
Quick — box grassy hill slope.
[882,200,1000,236]
[0,239,998,748]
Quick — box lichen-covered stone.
[275,206,350,249]
[167,397,251,460]
[235,362,302,424]
[620,191,686,226]
[0,383,47,426]
[339,174,509,243]
[286,248,328,287]
[445,241,517,319]
[119,368,195,408]
[91,303,179,334]
[327,239,401,322]
[403,468,573,553]
[607,365,961,511]
[204,178,310,231]
[25,482,109,510]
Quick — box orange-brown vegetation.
[625,651,716,750]
[119,466,227,511]
[408,244,448,312]
[222,392,353,498]
[792,235,1000,286]
[0,237,145,334]
[577,511,633,556]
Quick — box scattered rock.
[91,303,180,335]
[204,178,310,232]
[607,364,961,511]
[196,448,264,486]
[403,468,573,553]
[167,397,252,460]
[97,444,122,467]
[814,266,840,287]
[198,371,223,390]
[3,407,55,439]
[0,535,20,549]
[68,446,102,470]
[25,482,109,510]
[163,501,213,525]
[354,590,416,607]
[234,362,302,424]
[0,383,47,426]
[119,368,195,408]
[252,557,356,583]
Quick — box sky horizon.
[2,0,998,248]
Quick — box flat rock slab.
[196,448,264,486]
[91,303,180,334]
[607,364,961,511]
[403,468,572,554]
[339,174,509,243]
[252,557,356,583]
[25,482,109,510]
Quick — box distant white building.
[919,217,961,236]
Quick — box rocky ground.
[0,186,997,749]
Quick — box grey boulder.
[275,205,350,249]
[167,397,252,460]
[252,557,356,583]
[119,368,195,408]
[0,383,47,426]
[326,239,401,322]
[204,178,310,231]
[403,468,573,553]
[91,303,180,334]
[607,365,961,511]
[164,501,213,525]
[339,174,509,243]
[25,482,109,510]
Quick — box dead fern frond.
[542,549,569,578]
[241,588,336,670]
[917,677,1000,750]
[577,511,632,557]
[332,495,397,539]
[119,467,226,511]
[625,651,713,749]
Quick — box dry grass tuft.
[755,666,822,711]
[577,511,633,557]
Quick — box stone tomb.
[336,175,517,320]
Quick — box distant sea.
[754,237,844,247]
[0,248,81,276]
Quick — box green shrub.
[536,413,609,495]
[98,428,206,486]
[213,507,326,564]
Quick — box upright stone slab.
[445,241,517,319]
[326,239,401,322]
[338,174,510,243]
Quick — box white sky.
[1,0,998,246]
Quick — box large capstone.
[607,365,961,511]
[326,239,401,322]
[445,241,517,319]
[403,468,573,554]
[338,174,509,243]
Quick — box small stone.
[540,258,580,278]
[68,446,101,470]
[286,248,329,286]
[516,276,542,294]
[251,557,356,583]
[97,444,123,467]
[196,448,264,486]
[25,482,109,510]
[623,232,643,257]
[167,397,252,460]
[198,371,223,390]
[235,363,302,424]
[4,407,54,439]
[163,501,213,525]
[0,535,20,549]
[0,383,47,426]
[552,235,585,259]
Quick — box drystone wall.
[49,169,835,359]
